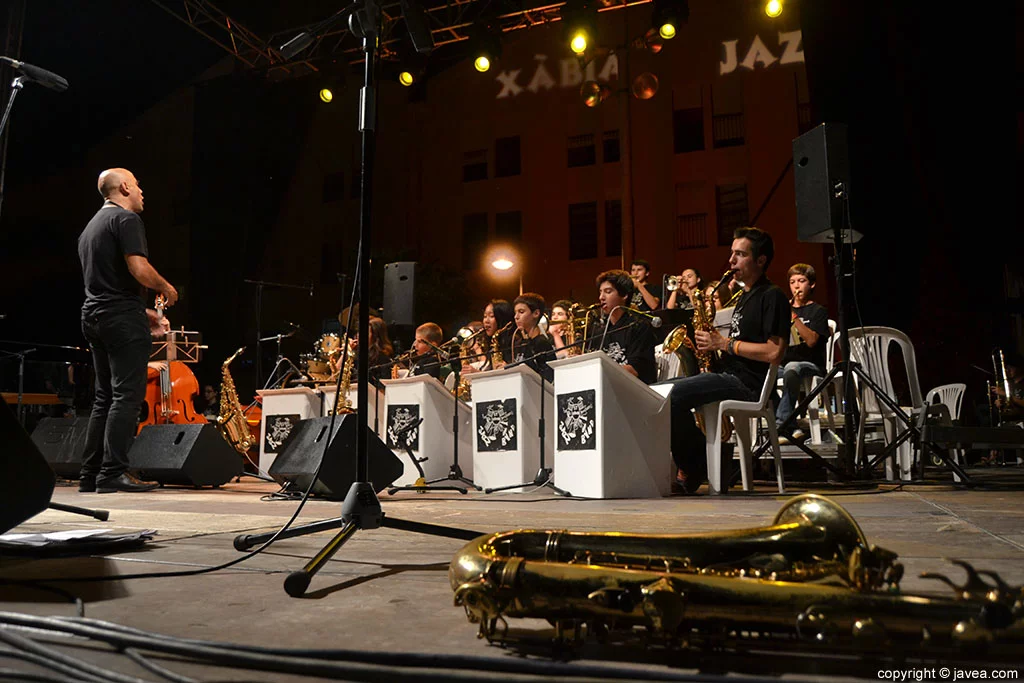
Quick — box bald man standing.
[77,168,177,493]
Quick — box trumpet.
[666,275,682,292]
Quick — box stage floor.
[2,471,1023,681]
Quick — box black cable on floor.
[122,649,196,683]
[0,630,148,683]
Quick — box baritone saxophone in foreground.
[450,494,1022,659]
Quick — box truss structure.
[149,0,652,75]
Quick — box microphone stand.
[234,3,483,597]
[260,328,303,390]
[0,76,25,222]
[244,278,313,389]
[483,342,571,497]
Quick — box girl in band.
[549,298,575,359]
[480,299,514,369]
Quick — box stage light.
[580,80,611,108]
[561,0,597,56]
[631,73,659,100]
[492,257,513,271]
[398,70,415,86]
[570,31,589,54]
[319,88,334,103]
[652,0,688,42]
[765,0,783,17]
[632,28,665,54]
[469,19,502,74]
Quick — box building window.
[795,72,813,134]
[673,108,704,153]
[568,202,598,260]
[603,130,620,163]
[716,184,748,246]
[567,134,596,168]
[604,200,622,257]
[322,171,345,203]
[463,149,488,182]
[712,114,745,148]
[495,136,521,177]
[462,213,489,270]
[711,81,744,148]
[495,211,522,245]
[676,213,708,249]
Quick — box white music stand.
[256,387,322,472]
[549,351,671,499]
[382,375,472,486]
[466,364,553,490]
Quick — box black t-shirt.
[410,353,444,380]
[510,332,556,382]
[629,281,663,313]
[78,203,149,315]
[783,302,830,371]
[719,278,791,393]
[593,310,657,384]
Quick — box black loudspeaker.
[128,424,242,487]
[0,397,55,534]
[382,261,416,328]
[269,415,403,499]
[793,123,856,243]
[31,416,90,478]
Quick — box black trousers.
[80,307,150,481]
[661,372,758,475]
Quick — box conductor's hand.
[162,285,179,307]
[695,329,728,353]
[146,309,171,337]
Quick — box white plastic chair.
[848,327,952,481]
[926,383,966,467]
[701,363,784,495]
[655,343,683,382]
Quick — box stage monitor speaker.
[793,123,861,244]
[0,397,55,534]
[128,424,242,487]
[382,261,416,328]
[268,414,402,499]
[32,416,90,478]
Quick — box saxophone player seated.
[594,270,658,384]
[660,228,790,494]
[510,293,557,382]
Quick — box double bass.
[138,294,206,432]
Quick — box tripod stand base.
[484,468,572,497]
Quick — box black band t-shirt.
[629,282,663,313]
[719,278,791,393]
[510,332,556,382]
[592,310,657,384]
[78,203,149,315]
[783,302,830,371]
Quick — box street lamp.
[488,251,523,295]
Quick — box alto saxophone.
[490,334,506,370]
[332,337,356,415]
[687,268,735,441]
[451,494,1021,660]
[216,347,256,455]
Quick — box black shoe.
[96,473,160,494]
[78,477,96,493]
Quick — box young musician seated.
[409,322,448,380]
[549,298,575,359]
[479,299,514,370]
[629,259,662,312]
[331,315,395,383]
[511,293,557,381]
[661,228,789,493]
[776,264,831,439]
[593,270,657,384]
[459,321,488,372]
[665,268,704,310]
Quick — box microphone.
[625,307,662,328]
[0,57,68,92]
[712,270,736,294]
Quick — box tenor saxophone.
[216,347,256,455]
[332,337,356,415]
[686,269,735,441]
[451,494,1021,659]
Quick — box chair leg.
[765,417,785,494]
[732,414,753,492]
[702,405,723,495]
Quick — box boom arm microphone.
[625,307,662,328]
[0,57,68,92]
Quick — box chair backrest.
[825,319,838,372]
[926,383,966,421]
[848,326,924,412]
[756,362,781,408]
[655,344,683,382]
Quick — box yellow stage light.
[570,32,588,55]
[398,71,415,86]
[319,88,333,103]
[765,0,783,18]
[658,22,676,40]
[474,55,491,73]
